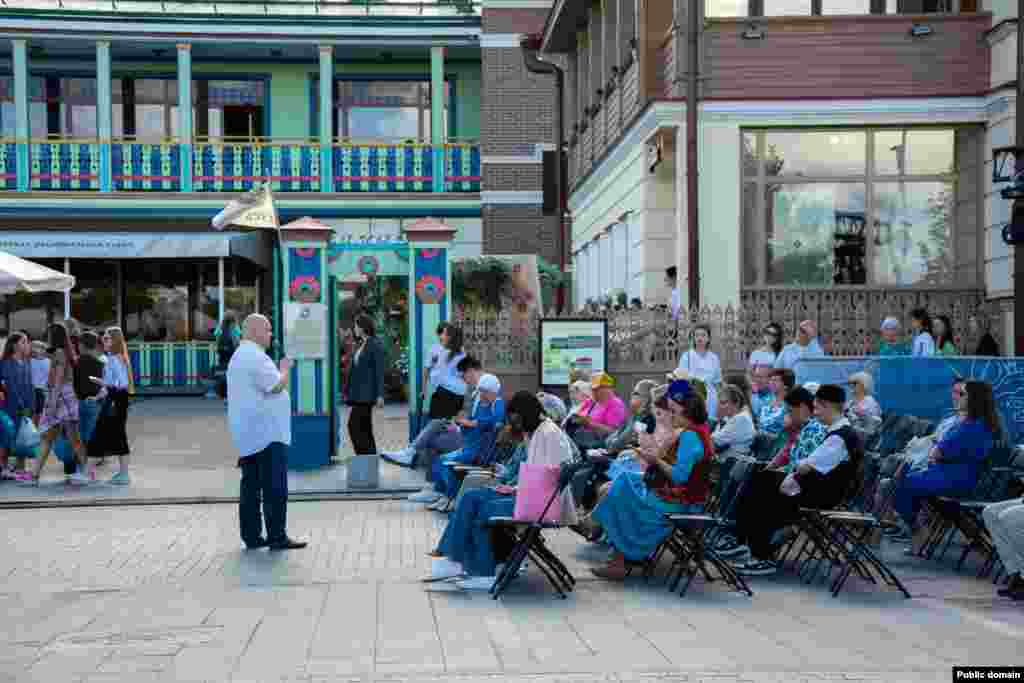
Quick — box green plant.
[452,256,568,311]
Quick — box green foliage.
[452,256,568,311]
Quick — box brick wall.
[482,4,563,271]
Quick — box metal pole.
[1016,0,1024,355]
[63,258,71,319]
[218,256,226,327]
[685,0,700,307]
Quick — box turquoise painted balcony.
[1,137,480,194]
[194,139,320,193]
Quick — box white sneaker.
[381,448,416,467]
[429,557,465,580]
[457,576,497,591]
[409,488,441,504]
[427,496,450,511]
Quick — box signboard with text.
[539,318,608,387]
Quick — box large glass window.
[742,128,961,288]
[70,260,119,330]
[312,78,449,140]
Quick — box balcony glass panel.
[872,181,954,286]
[706,0,747,17]
[823,0,873,13]
[763,1,813,14]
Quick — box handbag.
[512,462,561,523]
[14,416,40,457]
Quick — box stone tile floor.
[0,398,424,505]
[1,500,1022,683]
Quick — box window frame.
[741,126,960,290]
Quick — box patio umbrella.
[0,251,75,295]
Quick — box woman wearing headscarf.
[589,380,715,580]
[427,391,577,591]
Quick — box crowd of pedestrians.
[0,321,134,487]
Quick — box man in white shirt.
[774,319,826,370]
[227,314,307,551]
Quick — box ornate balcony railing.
[1,0,481,17]
[30,139,99,191]
[194,138,320,192]
[112,140,182,192]
[1,136,480,194]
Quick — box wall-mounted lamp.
[741,24,765,40]
[909,24,933,38]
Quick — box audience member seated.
[427,391,578,591]
[563,380,592,427]
[983,497,1024,601]
[422,374,506,511]
[387,356,484,470]
[711,384,757,512]
[731,384,861,576]
[759,369,795,437]
[569,380,658,508]
[750,365,774,420]
[714,387,827,558]
[889,381,999,545]
[564,372,627,450]
[448,425,528,509]
[588,380,714,581]
[873,380,966,526]
[845,371,882,422]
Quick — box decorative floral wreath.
[415,275,445,305]
[357,255,380,277]
[419,248,441,259]
[293,247,317,258]
[289,275,321,303]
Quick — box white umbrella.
[0,251,75,295]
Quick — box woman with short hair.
[846,371,882,421]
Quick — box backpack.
[217,329,237,366]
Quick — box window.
[312,78,449,140]
[69,260,119,330]
[742,128,961,288]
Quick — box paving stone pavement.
[0,398,424,504]
[2,501,1022,683]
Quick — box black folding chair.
[487,460,587,600]
[661,514,754,597]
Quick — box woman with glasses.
[749,323,783,375]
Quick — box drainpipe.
[522,34,567,312]
[686,2,700,307]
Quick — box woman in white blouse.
[92,327,133,485]
[676,324,722,421]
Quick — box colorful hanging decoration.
[357,255,380,278]
[289,275,322,303]
[415,274,445,305]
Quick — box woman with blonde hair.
[846,371,881,421]
[90,327,133,484]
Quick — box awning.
[0,231,272,270]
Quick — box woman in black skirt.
[427,323,467,420]
[91,327,133,485]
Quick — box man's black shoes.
[268,538,308,550]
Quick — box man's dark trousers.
[239,442,288,547]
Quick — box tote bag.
[512,462,561,523]
[14,416,40,457]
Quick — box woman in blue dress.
[590,379,715,580]
[889,380,1000,543]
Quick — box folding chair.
[487,460,588,600]
[661,514,754,597]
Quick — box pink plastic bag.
[513,462,561,523]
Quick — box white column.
[63,258,71,319]
[217,257,225,325]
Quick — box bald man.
[226,314,307,551]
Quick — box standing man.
[665,266,681,320]
[227,314,307,551]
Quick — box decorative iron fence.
[453,288,999,397]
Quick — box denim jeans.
[239,442,289,547]
[433,449,475,498]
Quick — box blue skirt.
[592,471,702,561]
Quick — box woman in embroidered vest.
[590,379,714,580]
